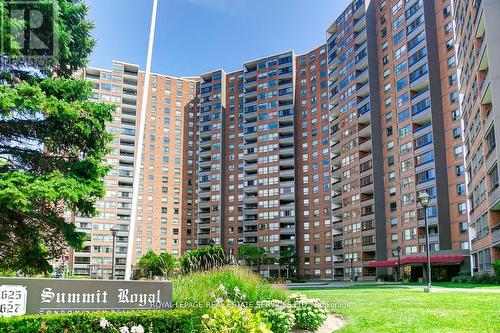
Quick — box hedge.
[0,309,194,333]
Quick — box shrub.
[287,292,308,304]
[292,299,328,332]
[257,300,295,333]
[451,272,500,284]
[377,273,394,282]
[0,309,193,333]
[451,273,471,284]
[201,303,271,333]
[493,260,500,277]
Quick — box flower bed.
[0,309,193,333]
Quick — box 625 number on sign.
[0,285,27,317]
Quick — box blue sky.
[86,0,351,76]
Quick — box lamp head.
[418,192,430,208]
[110,225,120,236]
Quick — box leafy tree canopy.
[238,244,268,272]
[137,250,177,278]
[1,0,95,78]
[0,0,113,274]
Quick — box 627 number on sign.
[0,285,27,317]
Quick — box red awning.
[369,254,464,267]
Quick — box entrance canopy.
[369,254,464,267]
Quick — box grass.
[401,282,500,289]
[172,265,287,305]
[298,286,500,333]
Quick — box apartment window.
[455,164,464,177]
[389,187,396,196]
[448,73,457,86]
[443,5,451,18]
[398,109,410,123]
[486,127,496,153]
[397,77,408,91]
[390,217,398,227]
[459,222,468,234]
[447,56,456,68]
[445,39,454,52]
[453,127,461,139]
[460,241,469,250]
[457,183,465,196]
[380,14,387,24]
[388,171,396,181]
[416,169,435,184]
[451,109,461,121]
[489,165,499,191]
[395,61,406,76]
[476,214,489,240]
[381,27,387,38]
[458,203,467,215]
[445,22,453,35]
[390,202,397,212]
[454,146,463,158]
[450,91,458,103]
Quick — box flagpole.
[125,0,158,280]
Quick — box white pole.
[125,0,158,280]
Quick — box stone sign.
[0,278,172,316]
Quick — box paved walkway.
[284,282,500,293]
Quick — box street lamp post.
[350,258,354,281]
[392,246,401,282]
[418,192,432,292]
[110,226,120,280]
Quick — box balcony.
[492,226,500,247]
[280,157,295,167]
[480,72,491,105]
[489,182,500,210]
[418,233,439,244]
[354,16,366,33]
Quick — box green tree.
[0,0,113,274]
[137,250,177,279]
[137,251,161,278]
[158,252,177,278]
[238,244,268,273]
[278,246,297,278]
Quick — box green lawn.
[298,286,500,333]
[401,282,500,289]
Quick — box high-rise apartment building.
[67,0,481,281]
[326,0,469,281]
[454,0,500,274]
[68,62,198,279]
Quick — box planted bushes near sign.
[257,300,295,333]
[201,304,271,333]
[0,309,193,333]
[288,293,328,332]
